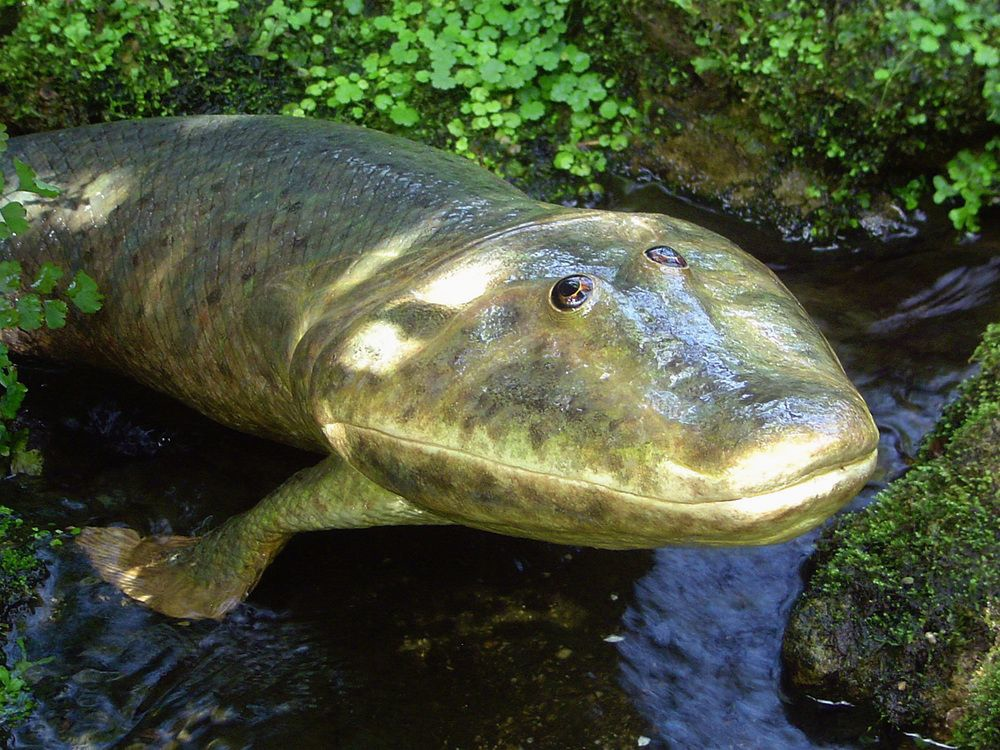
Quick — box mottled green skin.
[1,117,878,617]
[2,116,551,447]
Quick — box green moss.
[954,641,1000,749]
[0,504,78,732]
[786,324,1000,743]
[655,0,999,235]
[921,324,1000,454]
[0,505,48,730]
[0,506,44,621]
[0,637,50,733]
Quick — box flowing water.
[3,183,998,749]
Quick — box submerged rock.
[783,324,1000,748]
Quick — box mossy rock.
[783,324,1000,747]
[953,643,1000,749]
[631,0,998,237]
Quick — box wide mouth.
[326,422,878,546]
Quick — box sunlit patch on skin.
[65,168,134,232]
[4,166,134,234]
[653,453,710,486]
[289,221,443,364]
[339,320,423,375]
[721,432,836,497]
[328,224,435,296]
[322,422,350,455]
[412,256,505,308]
[175,117,238,136]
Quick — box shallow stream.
[4,184,999,749]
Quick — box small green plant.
[254,0,637,180]
[0,507,41,613]
[666,0,999,234]
[0,506,67,730]
[1,125,104,474]
[0,637,52,727]
[0,0,640,196]
[933,140,998,233]
[0,0,242,126]
[1,504,80,619]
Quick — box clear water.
[4,184,998,749]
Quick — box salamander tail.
[78,526,255,620]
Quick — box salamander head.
[315,210,878,548]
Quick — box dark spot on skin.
[528,422,547,451]
[468,472,502,507]
[464,394,501,432]
[206,287,221,305]
[231,221,247,241]
[241,264,256,282]
[385,302,449,339]
[580,494,611,525]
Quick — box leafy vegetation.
[663,0,999,233]
[0,503,74,732]
[1,125,104,474]
[786,323,1000,745]
[933,142,998,233]
[0,0,640,194]
[257,0,637,179]
[0,0,242,124]
[0,507,42,620]
[1,0,994,231]
[0,637,50,728]
[0,505,78,619]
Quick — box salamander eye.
[550,275,595,311]
[644,245,688,269]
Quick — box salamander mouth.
[324,422,878,547]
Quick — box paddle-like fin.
[78,526,276,619]
[77,454,447,619]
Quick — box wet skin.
[0,116,878,618]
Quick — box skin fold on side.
[0,116,879,619]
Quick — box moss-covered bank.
[0,0,995,238]
[783,324,1000,748]
[0,506,46,627]
[632,0,998,236]
[0,503,54,731]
